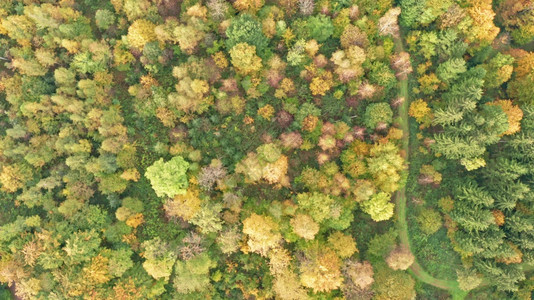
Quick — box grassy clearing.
[392,34,468,299]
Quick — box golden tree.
[385,246,414,271]
[290,214,320,240]
[242,213,282,255]
[488,100,523,135]
[164,188,202,221]
[465,0,500,44]
[299,246,343,293]
[127,19,156,50]
[233,0,264,13]
[229,43,263,76]
[0,164,31,193]
[409,99,433,128]
[327,231,358,259]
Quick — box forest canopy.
[0,0,533,299]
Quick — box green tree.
[416,208,442,234]
[95,9,115,30]
[141,238,177,280]
[372,264,416,300]
[225,14,269,56]
[305,15,334,42]
[145,156,190,198]
[481,53,514,89]
[229,43,263,76]
[361,192,394,222]
[363,103,393,130]
[173,253,215,294]
[436,58,466,84]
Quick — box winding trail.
[392,35,468,299]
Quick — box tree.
[141,238,177,280]
[104,248,134,278]
[216,227,242,254]
[391,52,413,79]
[398,0,426,27]
[482,53,514,88]
[169,24,206,55]
[343,260,374,291]
[272,269,308,299]
[385,246,414,270]
[340,24,369,49]
[416,208,442,234]
[11,58,48,76]
[368,62,397,90]
[509,72,534,104]
[366,141,404,193]
[378,7,401,37]
[299,246,343,293]
[488,100,522,135]
[95,9,115,30]
[372,265,416,300]
[328,232,357,259]
[233,0,264,13]
[457,267,482,291]
[298,0,315,16]
[225,14,269,56]
[409,99,433,127]
[127,19,157,50]
[0,163,32,193]
[436,58,466,84]
[173,253,215,294]
[363,103,393,130]
[361,192,394,222]
[145,156,189,198]
[295,192,334,223]
[0,15,36,45]
[474,259,525,292]
[291,214,319,240]
[497,0,534,44]
[229,42,263,76]
[331,46,366,83]
[190,203,223,234]
[306,15,334,42]
[235,151,290,187]
[242,213,282,255]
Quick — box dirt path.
[392,34,467,299]
[9,283,20,300]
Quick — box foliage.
[416,207,442,235]
[363,102,393,130]
[229,43,263,76]
[145,156,190,198]
[0,0,528,297]
[173,253,216,294]
[225,14,269,56]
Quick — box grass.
[392,33,468,299]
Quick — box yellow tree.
[127,19,157,50]
[290,214,320,240]
[273,269,308,300]
[0,15,35,46]
[229,43,263,76]
[164,188,202,221]
[233,0,264,13]
[386,246,415,270]
[242,213,282,255]
[299,246,343,293]
[409,99,433,128]
[488,100,523,135]
[0,164,31,193]
[465,0,500,45]
[327,232,358,259]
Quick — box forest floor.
[392,34,468,300]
